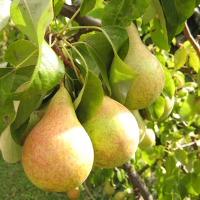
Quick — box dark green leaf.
[161,0,196,26]
[150,17,169,50]
[75,71,104,123]
[143,0,157,25]
[7,41,65,100]
[4,40,38,67]
[80,0,96,16]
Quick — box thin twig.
[172,141,196,151]
[138,164,150,176]
[83,182,95,200]
[183,21,200,57]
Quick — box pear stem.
[83,182,95,200]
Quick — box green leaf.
[109,54,139,104]
[179,93,196,123]
[11,93,43,130]
[0,0,11,31]
[7,41,65,100]
[193,176,200,194]
[143,0,157,25]
[174,46,188,70]
[4,40,38,67]
[75,71,104,123]
[80,0,96,16]
[188,51,199,73]
[0,71,15,106]
[151,0,168,46]
[193,160,200,175]
[182,173,198,196]
[117,169,125,182]
[175,149,188,166]
[178,180,188,199]
[150,17,169,50]
[162,67,175,99]
[165,155,176,175]
[153,96,165,118]
[161,0,196,26]
[102,0,150,26]
[101,0,132,27]
[84,32,113,94]
[0,126,22,163]
[10,0,53,47]
[53,0,64,16]
[0,99,16,134]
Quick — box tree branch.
[122,162,153,200]
[59,4,102,27]
[183,21,200,57]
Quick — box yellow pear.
[82,96,139,168]
[139,128,155,150]
[124,22,165,110]
[22,85,94,192]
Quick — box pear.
[22,86,94,192]
[66,187,80,200]
[139,128,155,151]
[130,110,146,143]
[114,191,127,200]
[82,96,139,168]
[124,22,165,110]
[104,178,115,196]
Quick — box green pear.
[139,128,155,151]
[82,96,139,168]
[157,96,175,122]
[130,110,146,143]
[22,85,94,192]
[104,178,115,196]
[123,22,165,110]
[114,191,127,200]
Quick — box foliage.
[1,0,200,199]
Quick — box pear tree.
[1,0,200,199]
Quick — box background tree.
[1,0,200,199]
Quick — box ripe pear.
[139,128,155,151]
[22,86,94,192]
[104,178,115,196]
[123,22,165,110]
[130,110,146,143]
[82,96,139,168]
[66,187,80,200]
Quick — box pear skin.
[124,22,165,110]
[22,86,94,192]
[83,96,139,168]
[139,128,155,150]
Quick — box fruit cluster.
[1,23,167,197]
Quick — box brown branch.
[122,162,153,200]
[59,4,102,27]
[183,21,200,57]
[44,33,81,76]
[138,164,150,176]
[180,165,188,174]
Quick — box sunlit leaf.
[0,0,11,31]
